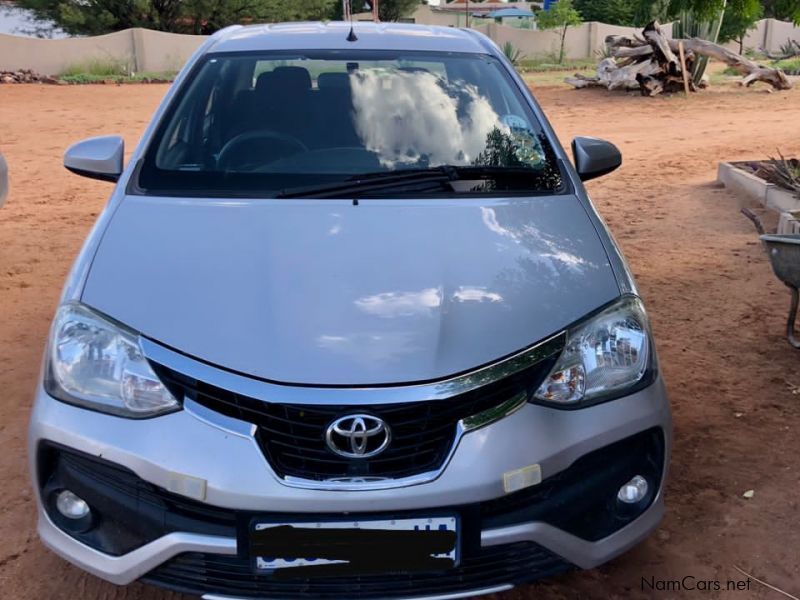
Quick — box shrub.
[60,58,131,78]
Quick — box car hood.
[82,195,619,385]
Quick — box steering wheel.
[217,130,308,172]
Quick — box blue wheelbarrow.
[742,208,800,348]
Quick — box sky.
[0,4,68,38]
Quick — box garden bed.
[718,159,800,214]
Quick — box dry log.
[614,45,654,59]
[643,21,679,75]
[565,57,658,91]
[667,38,792,90]
[563,74,607,89]
[605,35,642,49]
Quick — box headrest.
[270,66,312,93]
[318,72,351,90]
[255,70,274,93]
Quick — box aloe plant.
[502,42,526,66]
[673,1,727,85]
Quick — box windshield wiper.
[273,165,548,199]
[275,167,458,199]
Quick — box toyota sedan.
[30,21,671,600]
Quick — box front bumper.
[29,377,671,597]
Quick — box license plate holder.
[249,515,460,577]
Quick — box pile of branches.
[566,21,793,96]
[0,69,59,84]
[755,154,800,199]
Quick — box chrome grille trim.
[141,333,563,491]
[140,332,565,406]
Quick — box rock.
[0,69,58,84]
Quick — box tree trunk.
[669,37,793,89]
[559,24,568,64]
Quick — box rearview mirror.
[64,136,124,182]
[572,137,622,182]
[0,152,7,207]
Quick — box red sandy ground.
[0,81,799,599]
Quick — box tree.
[17,0,339,36]
[719,0,763,53]
[473,128,524,168]
[19,0,152,36]
[377,0,421,21]
[631,0,727,24]
[335,0,422,22]
[275,0,338,21]
[537,0,582,64]
[573,0,636,26]
[632,0,769,53]
[761,0,800,23]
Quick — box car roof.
[208,21,497,55]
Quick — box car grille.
[151,355,555,482]
[142,541,572,599]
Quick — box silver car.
[30,22,671,599]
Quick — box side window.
[156,61,226,170]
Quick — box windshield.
[137,50,564,197]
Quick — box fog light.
[55,490,90,520]
[617,475,648,504]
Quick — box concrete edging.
[717,161,800,215]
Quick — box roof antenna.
[344,0,358,42]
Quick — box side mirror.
[572,137,621,182]
[0,152,7,207]
[64,136,124,182]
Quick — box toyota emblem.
[325,414,391,459]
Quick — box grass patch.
[774,57,800,74]
[516,55,597,86]
[59,71,177,84]
[521,69,596,87]
[59,58,176,84]
[709,70,734,85]
[60,58,131,78]
[516,57,597,73]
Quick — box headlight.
[45,302,179,418]
[534,296,651,406]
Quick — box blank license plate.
[250,516,459,575]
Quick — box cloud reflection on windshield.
[350,70,506,168]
